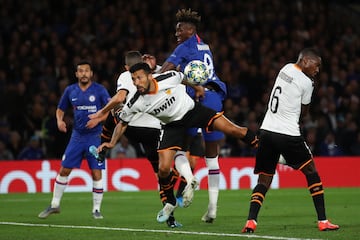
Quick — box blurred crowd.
[0,0,359,160]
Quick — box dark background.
[0,0,359,159]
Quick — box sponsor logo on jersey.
[153,96,175,114]
[119,111,127,120]
[77,105,97,113]
[197,44,210,51]
[279,71,293,83]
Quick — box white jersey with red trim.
[116,71,161,129]
[119,70,195,125]
[261,63,314,136]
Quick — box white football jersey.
[116,71,161,129]
[119,71,195,125]
[261,63,314,136]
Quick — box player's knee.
[301,160,317,175]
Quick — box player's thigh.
[202,129,224,142]
[200,90,223,111]
[62,139,85,168]
[159,125,186,150]
[254,131,280,175]
[188,132,205,157]
[281,136,312,169]
[200,91,224,141]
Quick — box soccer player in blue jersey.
[38,60,110,219]
[159,8,227,223]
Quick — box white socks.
[51,175,68,208]
[174,150,194,183]
[50,175,103,213]
[205,156,220,213]
[92,180,104,213]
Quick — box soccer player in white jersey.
[97,62,258,223]
[89,51,161,172]
[89,51,184,227]
[241,48,339,233]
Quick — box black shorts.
[102,114,160,172]
[125,126,160,173]
[255,129,313,175]
[158,102,221,151]
[188,133,205,157]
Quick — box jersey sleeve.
[57,86,71,111]
[165,44,189,70]
[117,105,136,124]
[154,71,184,86]
[301,78,314,105]
[117,91,143,123]
[116,71,133,92]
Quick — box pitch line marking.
[0,222,324,240]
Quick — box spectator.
[0,0,359,157]
[110,136,137,159]
[318,132,344,156]
[8,131,23,158]
[350,131,360,156]
[0,121,11,145]
[0,139,14,160]
[17,135,45,160]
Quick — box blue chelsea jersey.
[58,82,110,135]
[165,34,227,99]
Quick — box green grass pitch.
[1,188,359,240]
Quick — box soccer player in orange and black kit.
[89,51,185,228]
[241,48,339,233]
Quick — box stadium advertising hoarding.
[0,157,358,193]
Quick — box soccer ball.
[183,60,210,85]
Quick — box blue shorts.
[187,89,224,142]
[61,132,104,170]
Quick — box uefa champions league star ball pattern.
[183,60,210,85]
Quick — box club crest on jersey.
[153,96,175,114]
[119,111,127,120]
[165,89,171,95]
[89,95,96,102]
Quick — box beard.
[79,77,90,85]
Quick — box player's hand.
[98,142,114,152]
[86,118,99,129]
[57,120,67,133]
[242,129,259,148]
[251,136,259,148]
[193,85,205,101]
[88,111,103,119]
[142,54,157,70]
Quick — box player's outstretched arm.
[86,111,109,129]
[159,61,176,73]
[97,121,128,152]
[89,90,128,119]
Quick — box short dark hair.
[76,60,92,69]
[125,51,142,67]
[129,62,151,74]
[299,48,321,59]
[176,8,201,28]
